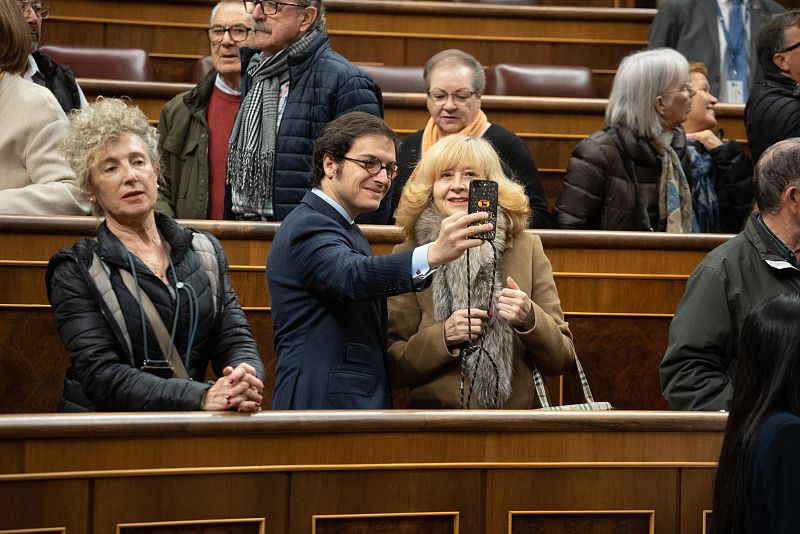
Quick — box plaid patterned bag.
[533,355,613,411]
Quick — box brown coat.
[388,232,576,409]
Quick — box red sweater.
[207,85,240,220]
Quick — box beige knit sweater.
[0,73,90,215]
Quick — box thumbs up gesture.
[497,276,534,330]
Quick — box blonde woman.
[389,135,576,409]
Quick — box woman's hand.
[203,363,264,412]
[686,129,723,150]
[444,308,489,345]
[497,276,534,330]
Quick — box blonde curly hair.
[60,98,160,192]
[394,134,529,239]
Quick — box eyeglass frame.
[206,25,253,43]
[662,80,696,97]
[426,90,478,105]
[243,0,307,15]
[16,0,49,19]
[777,40,800,54]
[341,156,399,180]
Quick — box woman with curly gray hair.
[555,48,697,232]
[47,98,265,412]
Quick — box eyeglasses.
[15,1,49,18]
[207,25,253,43]
[778,40,800,54]
[243,0,306,15]
[342,156,399,180]
[426,90,476,105]
[662,80,695,96]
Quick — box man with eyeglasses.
[225,0,383,223]
[157,0,255,220]
[267,112,492,409]
[649,0,785,104]
[15,0,87,113]
[746,10,800,163]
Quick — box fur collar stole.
[414,203,515,408]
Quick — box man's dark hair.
[308,112,399,188]
[757,10,800,76]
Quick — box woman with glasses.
[157,0,255,220]
[389,134,576,409]
[556,48,696,232]
[391,49,554,228]
[682,62,754,233]
[0,0,89,215]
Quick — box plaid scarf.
[226,28,320,217]
[652,131,697,233]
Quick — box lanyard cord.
[459,241,500,409]
[715,0,751,71]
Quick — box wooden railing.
[0,410,724,533]
[46,0,656,90]
[0,216,730,413]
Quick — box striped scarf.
[652,131,697,233]
[226,28,319,217]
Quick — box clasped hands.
[203,362,264,412]
[444,276,535,345]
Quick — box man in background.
[16,0,87,113]
[661,138,800,410]
[746,10,800,163]
[649,0,784,103]
[157,0,254,219]
[225,0,385,222]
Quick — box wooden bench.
[76,78,748,209]
[0,410,724,533]
[0,216,729,413]
[47,0,656,92]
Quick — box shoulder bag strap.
[88,251,135,363]
[531,354,597,407]
[118,269,190,380]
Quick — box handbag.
[533,354,613,411]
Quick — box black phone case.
[468,179,498,241]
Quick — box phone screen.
[467,179,498,241]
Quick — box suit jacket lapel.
[302,191,373,256]
[704,0,722,72]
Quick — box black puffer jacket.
[46,213,263,411]
[745,73,800,163]
[555,125,691,231]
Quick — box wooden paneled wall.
[0,216,730,413]
[0,411,724,533]
[46,0,656,92]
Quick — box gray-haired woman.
[555,48,697,232]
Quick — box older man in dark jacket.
[226,0,384,223]
[746,10,800,163]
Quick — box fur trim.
[414,203,515,408]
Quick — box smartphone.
[467,179,498,241]
[140,360,174,380]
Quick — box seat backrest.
[38,45,155,82]
[193,56,216,84]
[358,65,426,94]
[485,63,596,98]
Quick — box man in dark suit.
[267,112,492,409]
[649,0,785,103]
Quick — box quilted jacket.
[46,213,263,411]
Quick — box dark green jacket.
[156,69,216,219]
[660,213,800,410]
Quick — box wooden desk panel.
[0,217,728,412]
[0,411,724,534]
